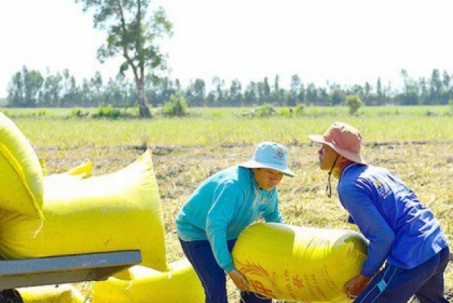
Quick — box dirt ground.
[37,141,453,302]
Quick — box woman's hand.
[344,274,371,299]
[228,269,250,291]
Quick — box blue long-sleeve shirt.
[176,165,282,273]
[338,163,449,277]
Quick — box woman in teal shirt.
[176,141,295,303]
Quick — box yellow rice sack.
[91,258,205,303]
[0,150,169,271]
[0,112,43,219]
[61,158,93,178]
[19,284,85,303]
[232,222,368,303]
[42,159,93,185]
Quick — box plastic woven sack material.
[0,149,169,272]
[0,112,44,219]
[91,258,205,303]
[232,222,368,303]
[42,159,93,185]
[19,284,85,303]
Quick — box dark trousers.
[354,246,450,303]
[179,238,272,303]
[0,289,24,303]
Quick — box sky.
[1,0,453,98]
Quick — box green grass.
[14,115,453,147]
[3,106,452,149]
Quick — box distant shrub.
[294,104,305,116]
[36,109,47,117]
[346,95,363,115]
[255,104,275,117]
[278,107,293,117]
[425,110,438,116]
[162,95,188,117]
[92,105,122,119]
[68,109,89,118]
[239,104,275,117]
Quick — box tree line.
[5,66,453,109]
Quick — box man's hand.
[228,269,250,291]
[345,274,371,299]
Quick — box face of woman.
[252,168,284,191]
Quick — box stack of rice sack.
[91,258,205,303]
[0,112,204,303]
[0,110,168,269]
[0,113,44,224]
[18,284,86,303]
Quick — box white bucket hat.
[239,141,295,177]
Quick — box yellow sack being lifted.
[0,112,43,219]
[232,222,368,303]
[91,258,205,303]
[0,150,169,271]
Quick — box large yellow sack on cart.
[0,112,43,219]
[43,158,93,181]
[19,284,85,303]
[91,258,204,303]
[0,150,169,271]
[232,222,368,303]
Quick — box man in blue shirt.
[176,141,295,303]
[309,122,450,303]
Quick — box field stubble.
[36,140,453,302]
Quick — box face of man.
[317,144,339,171]
[251,168,284,191]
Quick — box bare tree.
[75,0,172,117]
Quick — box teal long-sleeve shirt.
[176,165,283,273]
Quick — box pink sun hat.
[308,122,366,164]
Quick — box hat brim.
[309,135,366,165]
[239,160,295,177]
